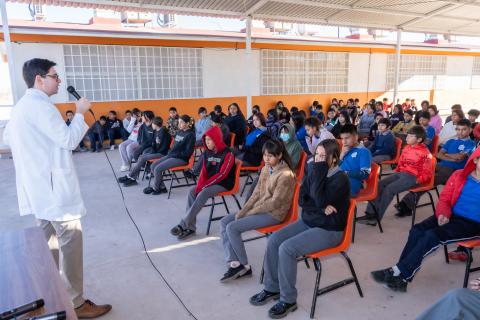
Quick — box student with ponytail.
[219,139,296,283]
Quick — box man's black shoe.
[249,290,280,306]
[118,176,129,183]
[385,275,408,292]
[220,265,249,283]
[395,202,413,217]
[268,301,297,319]
[170,225,184,236]
[123,178,138,187]
[371,268,394,284]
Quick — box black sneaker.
[395,202,413,217]
[118,176,129,183]
[385,275,408,292]
[357,217,377,226]
[238,267,253,279]
[220,265,249,283]
[143,187,155,194]
[152,186,168,195]
[249,290,280,306]
[123,178,138,187]
[371,268,394,284]
[268,301,297,319]
[170,225,184,236]
[177,228,195,240]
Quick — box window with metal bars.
[471,56,480,89]
[63,44,203,102]
[261,50,348,95]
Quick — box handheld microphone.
[0,299,45,320]
[26,311,66,320]
[66,86,95,117]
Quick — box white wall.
[202,48,260,98]
[11,42,68,103]
[443,55,473,90]
[348,53,370,93]
[368,53,387,92]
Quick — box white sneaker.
[110,145,115,151]
[120,165,129,172]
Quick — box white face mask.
[280,133,289,142]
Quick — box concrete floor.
[0,150,476,320]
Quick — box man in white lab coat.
[4,58,112,318]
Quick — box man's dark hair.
[408,125,426,143]
[22,58,56,88]
[457,118,472,128]
[378,118,391,128]
[211,113,223,124]
[304,117,320,129]
[125,109,132,114]
[109,110,117,116]
[214,105,223,113]
[468,109,480,118]
[290,106,299,113]
[405,109,414,116]
[132,108,141,116]
[198,107,207,114]
[169,107,177,112]
[66,110,74,115]
[418,111,431,121]
[340,123,358,136]
[99,116,107,122]
[153,116,163,127]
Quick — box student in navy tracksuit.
[144,115,195,195]
[87,116,107,152]
[105,110,127,149]
[132,110,155,161]
[368,118,396,163]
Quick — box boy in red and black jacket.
[359,126,433,226]
[170,125,236,240]
[371,147,480,292]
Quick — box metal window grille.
[471,56,480,89]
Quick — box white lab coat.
[3,89,89,222]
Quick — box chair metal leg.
[463,248,473,288]
[396,193,400,205]
[260,250,267,284]
[310,258,322,319]
[304,258,310,269]
[352,207,357,243]
[206,197,215,235]
[232,195,242,210]
[427,191,436,215]
[341,252,363,298]
[240,173,252,197]
[444,244,450,264]
[222,196,230,215]
[167,173,174,199]
[372,206,383,233]
[434,186,440,199]
[411,193,418,228]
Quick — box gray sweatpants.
[119,139,140,166]
[129,153,165,179]
[366,172,417,220]
[150,157,187,190]
[416,288,480,320]
[221,212,279,266]
[180,185,227,231]
[263,219,343,303]
[372,154,391,164]
[400,165,455,210]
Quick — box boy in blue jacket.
[368,118,396,163]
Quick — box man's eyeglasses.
[43,73,60,80]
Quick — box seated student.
[106,110,127,150]
[305,117,335,160]
[290,111,308,153]
[445,104,462,124]
[416,111,435,151]
[170,126,236,240]
[87,116,107,152]
[266,108,283,139]
[220,139,296,283]
[309,100,320,117]
[118,116,171,186]
[359,126,433,226]
[224,102,247,147]
[389,104,404,128]
[310,102,325,123]
[166,107,180,137]
[428,105,442,134]
[396,119,475,218]
[280,107,291,124]
[383,97,392,113]
[210,104,227,119]
[249,139,350,318]
[339,124,372,197]
[330,110,351,139]
[439,108,465,146]
[131,110,155,162]
[371,148,480,293]
[247,105,261,131]
[392,109,415,140]
[375,101,387,118]
[143,115,195,195]
[368,118,396,164]
[357,103,376,138]
[417,279,480,320]
[325,107,338,130]
[195,107,211,146]
[122,109,132,130]
[290,106,299,114]
[348,99,359,123]
[235,112,270,166]
[468,109,479,141]
[66,110,87,151]
[119,110,143,172]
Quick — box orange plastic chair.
[240,161,265,196]
[380,137,402,176]
[430,135,439,158]
[204,159,243,235]
[305,199,363,318]
[352,162,382,242]
[444,239,480,287]
[336,139,343,149]
[295,151,307,183]
[229,133,236,148]
[165,153,196,199]
[396,157,437,227]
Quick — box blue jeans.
[87,131,104,151]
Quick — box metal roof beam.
[399,3,462,28]
[245,0,269,15]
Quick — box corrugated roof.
[7,0,480,37]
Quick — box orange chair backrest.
[283,183,300,225]
[229,133,236,148]
[365,162,380,197]
[336,139,343,149]
[337,199,357,252]
[431,135,439,158]
[393,137,402,161]
[169,137,175,149]
[187,152,195,167]
[229,159,243,194]
[295,151,307,182]
[426,157,437,188]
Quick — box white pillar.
[0,0,18,104]
[393,29,402,105]
[245,15,253,117]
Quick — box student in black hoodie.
[106,110,127,150]
[249,139,351,319]
[132,110,155,162]
[224,102,247,147]
[143,115,195,195]
[118,116,171,186]
[87,116,107,152]
[330,110,351,139]
[235,112,271,166]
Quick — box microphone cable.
[88,112,199,320]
